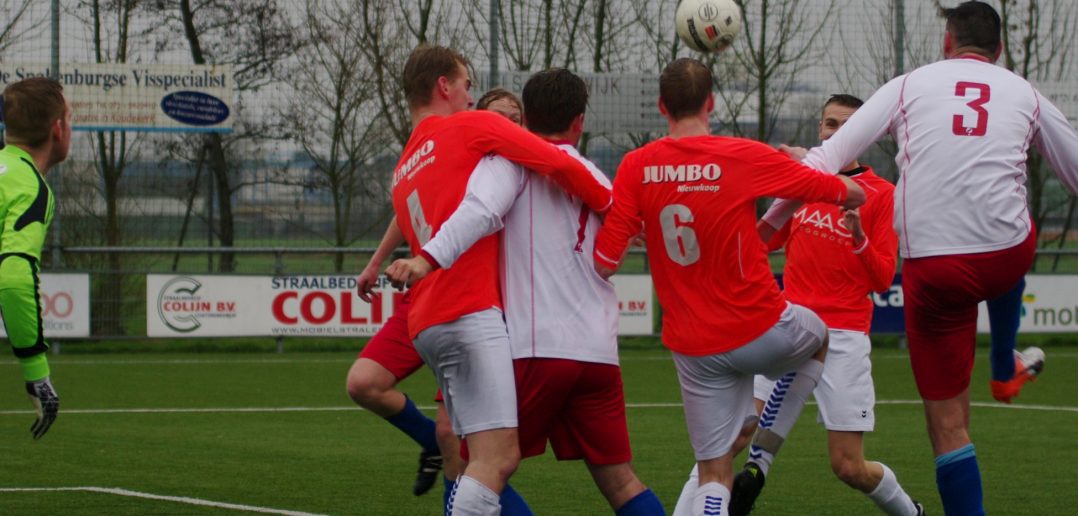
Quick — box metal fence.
[2,1,1077,338]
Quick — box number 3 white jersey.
[796,57,1078,259]
[423,144,619,365]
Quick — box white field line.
[1,400,1076,416]
[0,357,355,366]
[0,486,328,516]
[4,351,1078,366]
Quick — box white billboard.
[0,63,233,133]
[611,275,655,336]
[0,273,91,338]
[147,273,654,338]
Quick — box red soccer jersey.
[594,135,849,355]
[767,167,897,333]
[392,110,611,338]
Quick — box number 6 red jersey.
[391,110,612,338]
[594,135,849,356]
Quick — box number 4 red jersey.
[594,135,849,355]
[392,110,612,338]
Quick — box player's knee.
[591,464,646,508]
[926,420,968,452]
[345,367,389,405]
[830,456,866,488]
[435,415,457,448]
[489,447,521,481]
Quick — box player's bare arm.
[357,217,405,303]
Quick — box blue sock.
[443,476,454,515]
[385,396,439,453]
[934,444,985,516]
[499,483,533,516]
[987,278,1025,381]
[616,488,665,516]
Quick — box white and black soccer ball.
[675,0,743,53]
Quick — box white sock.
[672,464,700,516]
[866,462,918,516]
[749,359,824,475]
[448,475,501,516]
[692,481,730,516]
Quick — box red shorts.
[903,232,1036,400]
[357,296,424,380]
[515,358,632,465]
[459,358,632,464]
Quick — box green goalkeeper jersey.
[0,145,55,262]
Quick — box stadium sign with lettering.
[611,275,655,335]
[147,274,655,337]
[975,275,1078,333]
[0,273,90,338]
[146,274,399,337]
[0,63,233,133]
[849,274,1076,335]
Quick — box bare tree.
[465,0,593,72]
[827,1,944,181]
[287,0,395,271]
[149,0,298,272]
[997,0,1078,269]
[76,0,144,335]
[0,0,42,55]
[353,0,477,149]
[831,1,942,94]
[716,0,835,143]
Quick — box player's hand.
[777,144,808,162]
[385,256,434,291]
[631,228,646,248]
[837,175,866,209]
[25,377,59,440]
[595,261,617,280]
[843,208,866,248]
[356,266,380,303]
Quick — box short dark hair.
[659,58,713,120]
[521,68,588,134]
[402,44,470,109]
[476,87,522,113]
[942,1,1001,56]
[2,77,66,148]
[823,93,864,112]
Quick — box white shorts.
[413,308,517,436]
[672,303,825,461]
[753,329,875,432]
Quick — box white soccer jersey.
[764,56,1078,259]
[423,145,619,365]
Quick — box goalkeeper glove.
[26,377,59,440]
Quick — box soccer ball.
[675,0,742,53]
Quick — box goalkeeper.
[1,77,71,439]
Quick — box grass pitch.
[2,346,1076,515]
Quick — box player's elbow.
[595,261,617,280]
